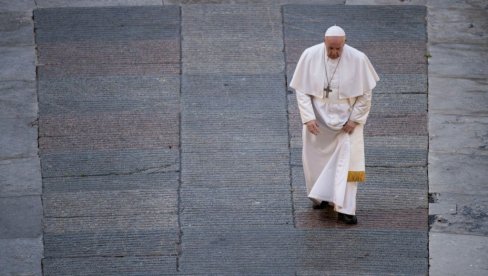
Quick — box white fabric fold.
[289,43,379,99]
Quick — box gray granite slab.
[0,196,42,238]
[0,80,37,118]
[43,256,177,276]
[429,152,488,195]
[0,11,34,46]
[430,193,488,236]
[0,237,43,276]
[428,7,488,45]
[0,46,36,81]
[429,114,488,155]
[34,5,177,29]
[182,5,284,74]
[0,0,35,12]
[36,0,163,8]
[346,0,426,4]
[365,136,428,167]
[166,0,344,4]
[428,43,488,78]
[38,76,179,115]
[41,148,179,177]
[38,63,180,78]
[430,232,488,276]
[429,76,488,116]
[43,172,179,193]
[0,156,42,197]
[44,229,178,257]
[43,189,177,217]
[0,117,38,159]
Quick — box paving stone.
[346,0,426,4]
[43,256,177,276]
[365,136,428,167]
[0,117,38,159]
[39,112,179,152]
[37,40,180,65]
[429,232,488,276]
[43,172,179,193]
[429,152,487,195]
[41,148,179,177]
[44,229,178,258]
[34,5,178,29]
[429,76,488,116]
[180,225,427,274]
[0,0,36,12]
[38,63,180,78]
[427,0,488,9]
[0,80,37,118]
[365,114,428,136]
[0,157,42,197]
[36,0,163,8]
[0,237,43,276]
[181,185,293,226]
[429,114,488,155]
[182,5,284,74]
[429,193,488,236]
[0,195,42,238]
[428,43,488,78]
[166,0,344,4]
[38,76,179,115]
[428,7,488,45]
[0,11,34,46]
[0,46,35,80]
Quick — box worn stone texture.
[0,46,36,81]
[43,256,177,276]
[36,0,163,8]
[429,114,488,155]
[429,232,488,276]
[429,152,487,195]
[0,11,34,46]
[0,157,42,197]
[0,196,42,238]
[166,0,345,4]
[0,117,38,159]
[0,80,37,118]
[346,0,426,4]
[182,5,284,74]
[428,43,488,78]
[0,237,43,276]
[0,0,36,12]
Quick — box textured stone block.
[0,0,35,12]
[0,80,37,118]
[37,39,180,65]
[41,148,179,177]
[34,5,178,29]
[38,76,179,115]
[39,112,179,152]
[365,136,428,167]
[0,46,35,80]
[43,256,177,276]
[429,76,488,116]
[429,152,488,195]
[36,0,163,8]
[0,196,42,238]
[0,157,42,197]
[0,117,38,159]
[0,11,34,46]
[182,5,284,74]
[38,63,180,78]
[429,43,488,78]
[429,114,488,155]
[0,238,43,276]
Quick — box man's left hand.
[342,120,358,134]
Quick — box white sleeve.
[350,89,372,125]
[296,91,316,124]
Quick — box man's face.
[324,36,345,59]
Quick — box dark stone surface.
[0,196,42,238]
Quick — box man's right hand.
[305,120,320,135]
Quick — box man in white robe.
[289,26,379,224]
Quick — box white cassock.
[290,43,379,215]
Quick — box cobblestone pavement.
[0,0,484,275]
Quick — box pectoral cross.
[324,85,332,98]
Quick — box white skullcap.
[325,25,346,37]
